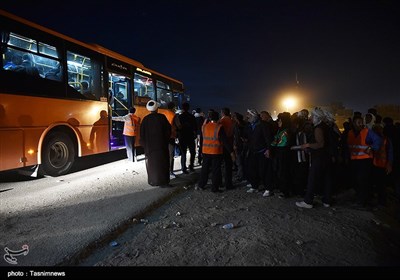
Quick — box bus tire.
[41,132,76,176]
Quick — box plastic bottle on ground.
[222,223,234,229]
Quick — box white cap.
[146,100,159,112]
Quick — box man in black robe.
[140,100,172,187]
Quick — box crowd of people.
[130,100,400,211]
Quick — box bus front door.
[109,73,132,150]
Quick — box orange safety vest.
[347,128,372,160]
[373,136,389,168]
[163,110,177,139]
[219,116,234,138]
[124,114,140,136]
[202,122,223,155]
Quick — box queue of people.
[114,100,400,212]
[191,105,398,211]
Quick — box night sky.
[2,0,399,115]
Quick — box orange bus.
[0,9,187,176]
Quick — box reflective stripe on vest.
[347,128,371,160]
[202,122,223,155]
[373,137,388,168]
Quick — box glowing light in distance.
[282,96,297,112]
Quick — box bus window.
[157,89,172,109]
[156,80,171,90]
[2,32,61,80]
[109,73,131,149]
[37,42,61,80]
[183,93,190,104]
[109,73,130,112]
[7,32,37,52]
[38,41,59,58]
[156,80,172,108]
[67,51,103,100]
[134,73,154,105]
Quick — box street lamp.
[282,96,296,112]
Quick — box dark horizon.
[1,0,399,115]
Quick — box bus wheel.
[41,132,76,176]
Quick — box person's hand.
[301,143,310,150]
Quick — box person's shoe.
[195,185,205,191]
[323,203,331,208]
[247,188,258,193]
[278,193,288,199]
[262,190,273,197]
[189,165,194,172]
[246,183,252,188]
[296,201,313,209]
[170,172,177,179]
[182,169,189,174]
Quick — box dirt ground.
[93,173,400,267]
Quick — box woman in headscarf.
[296,107,332,208]
[364,113,376,130]
[270,112,292,198]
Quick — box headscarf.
[323,110,335,124]
[247,109,259,124]
[310,107,326,126]
[364,113,376,130]
[247,109,258,117]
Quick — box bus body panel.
[0,129,24,170]
[0,94,109,171]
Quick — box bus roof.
[0,9,184,86]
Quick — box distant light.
[282,96,297,113]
